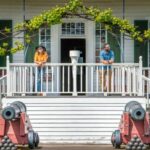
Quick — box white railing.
[142,75,150,107]
[0,67,7,100]
[0,67,6,77]
[6,60,142,96]
[143,67,150,78]
[0,75,7,99]
[142,68,150,99]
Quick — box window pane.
[96,30,100,36]
[40,29,45,36]
[46,29,51,36]
[39,27,51,62]
[76,28,80,34]
[62,29,66,34]
[76,23,81,28]
[46,36,50,42]
[46,43,50,52]
[71,23,75,29]
[67,23,70,28]
[95,23,107,62]
[81,29,84,34]
[71,28,75,34]
[41,36,46,42]
[62,23,66,28]
[81,23,84,28]
[62,22,85,35]
[40,42,46,47]
[67,28,70,34]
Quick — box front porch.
[0,56,150,99]
[0,56,150,144]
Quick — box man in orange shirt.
[34,46,48,95]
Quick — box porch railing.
[142,75,150,107]
[0,67,6,77]
[0,75,7,99]
[6,56,143,96]
[0,67,7,100]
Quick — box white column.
[86,21,95,63]
[138,56,143,96]
[86,21,95,94]
[51,24,60,94]
[70,50,80,96]
[6,56,12,96]
[51,24,60,63]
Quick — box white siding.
[2,96,146,144]
[0,0,150,63]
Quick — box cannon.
[2,101,26,120]
[0,101,39,149]
[124,101,145,121]
[111,101,150,150]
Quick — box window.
[62,22,85,35]
[39,28,51,62]
[95,23,107,63]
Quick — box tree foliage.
[0,0,150,56]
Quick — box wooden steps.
[2,96,147,144]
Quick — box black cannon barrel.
[2,101,26,120]
[124,101,145,120]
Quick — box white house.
[0,0,150,145]
[0,0,150,67]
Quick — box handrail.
[142,75,150,82]
[0,75,7,80]
[142,67,150,70]
[0,67,6,69]
[9,63,139,67]
[5,62,140,96]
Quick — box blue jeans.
[37,67,45,92]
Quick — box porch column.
[70,50,80,96]
[138,56,143,96]
[51,24,60,94]
[6,56,12,96]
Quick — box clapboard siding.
[0,0,150,63]
[2,96,146,144]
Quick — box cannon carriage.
[0,101,39,149]
[111,101,150,150]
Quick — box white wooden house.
[0,0,150,66]
[0,0,150,145]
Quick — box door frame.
[60,38,86,93]
[50,18,95,94]
[51,18,95,64]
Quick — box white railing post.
[72,63,77,96]
[122,66,125,96]
[6,56,12,96]
[138,56,143,96]
[147,81,150,107]
[70,50,80,96]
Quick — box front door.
[61,39,86,93]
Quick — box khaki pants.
[99,70,112,92]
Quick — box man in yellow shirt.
[34,46,48,95]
